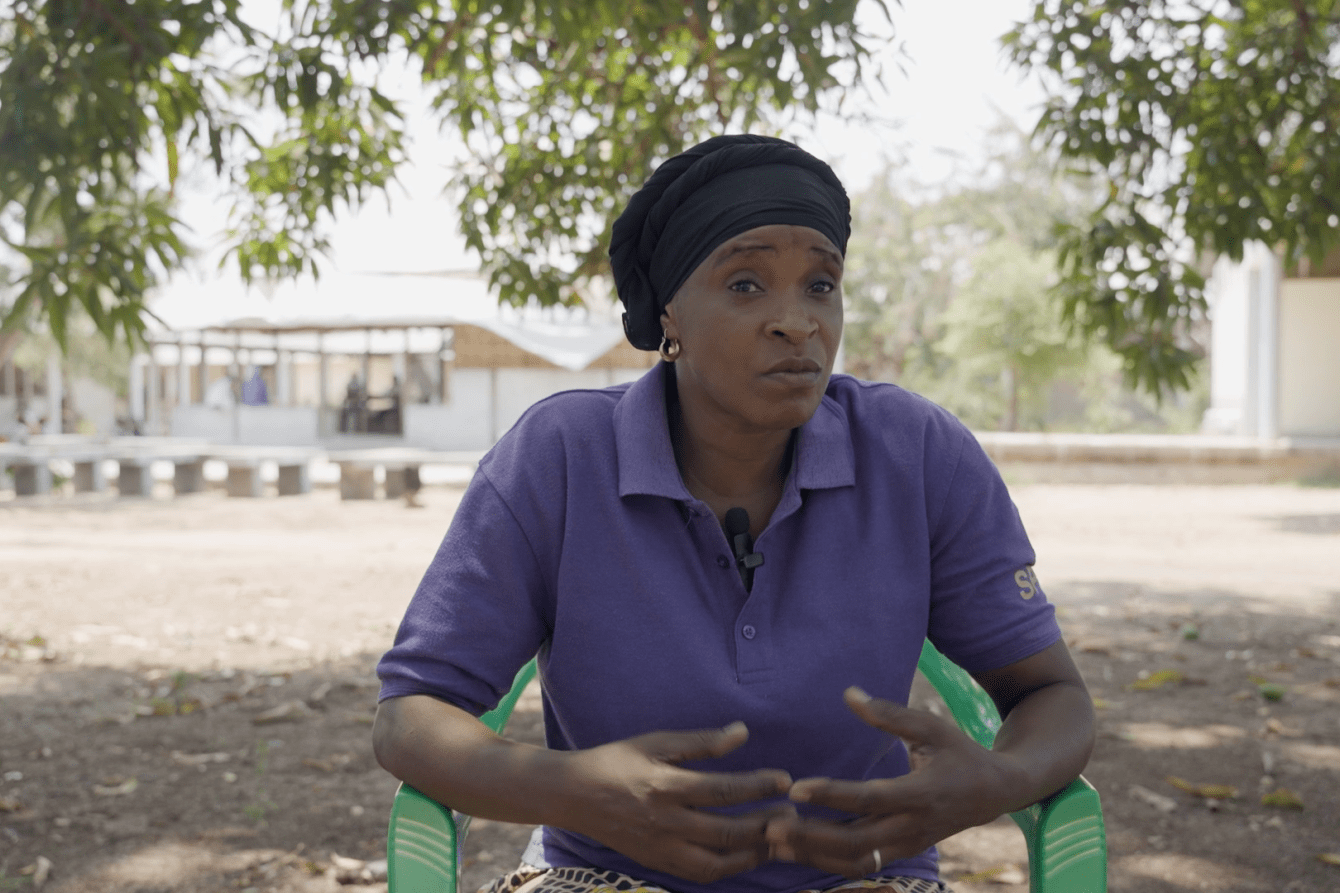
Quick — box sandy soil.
[1,481,1338,893]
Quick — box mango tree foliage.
[843,122,1101,391]
[0,0,892,352]
[936,242,1087,431]
[1006,0,1340,395]
[839,123,1181,432]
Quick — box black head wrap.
[609,134,851,350]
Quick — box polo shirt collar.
[614,363,855,499]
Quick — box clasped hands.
[568,687,1024,885]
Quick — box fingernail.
[723,721,747,735]
[789,787,811,803]
[846,686,872,703]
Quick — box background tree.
[934,241,1084,431]
[1006,0,1340,395]
[843,121,1208,432]
[0,0,894,364]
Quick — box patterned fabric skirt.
[479,864,952,893]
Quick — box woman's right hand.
[558,722,795,884]
[375,698,792,883]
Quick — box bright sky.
[176,0,1044,286]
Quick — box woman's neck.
[668,392,793,536]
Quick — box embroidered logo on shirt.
[1015,565,1041,600]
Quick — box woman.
[373,135,1095,893]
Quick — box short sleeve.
[925,429,1060,673]
[376,468,551,715]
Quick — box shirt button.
[741,624,757,640]
[716,555,731,569]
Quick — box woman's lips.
[763,359,823,386]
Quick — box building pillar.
[177,342,192,409]
[44,353,62,434]
[146,351,162,435]
[276,349,292,407]
[437,327,451,404]
[129,355,147,427]
[317,332,329,435]
[1256,249,1280,440]
[489,367,499,445]
[197,335,209,404]
[362,329,372,391]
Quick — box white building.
[1203,243,1340,439]
[137,269,656,449]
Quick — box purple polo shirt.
[378,363,1060,893]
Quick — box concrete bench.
[51,449,112,493]
[328,449,483,500]
[100,446,206,497]
[100,438,212,498]
[1,445,54,497]
[205,447,320,497]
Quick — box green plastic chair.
[386,643,1106,893]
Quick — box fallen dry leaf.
[1261,788,1305,810]
[1317,853,1340,866]
[1132,670,1184,691]
[1264,717,1304,737]
[92,778,138,796]
[21,856,53,888]
[170,751,231,766]
[955,864,1026,885]
[1166,776,1238,799]
[302,753,354,773]
[33,855,52,888]
[252,700,314,725]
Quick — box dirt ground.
[1,480,1338,893]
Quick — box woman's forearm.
[373,694,578,827]
[373,694,795,883]
[974,639,1096,813]
[987,677,1096,812]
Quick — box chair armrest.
[387,660,539,893]
[916,641,1106,892]
[388,783,461,893]
[1012,777,1106,893]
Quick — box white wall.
[403,368,494,450]
[168,366,656,449]
[494,368,639,440]
[409,366,651,450]
[172,405,320,444]
[1278,278,1340,437]
[1203,243,1279,436]
[71,377,117,435]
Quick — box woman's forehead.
[707,225,842,267]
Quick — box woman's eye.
[810,279,836,294]
[728,279,761,293]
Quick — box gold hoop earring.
[659,334,681,363]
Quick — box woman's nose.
[769,292,819,342]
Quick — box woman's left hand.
[764,687,1023,878]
